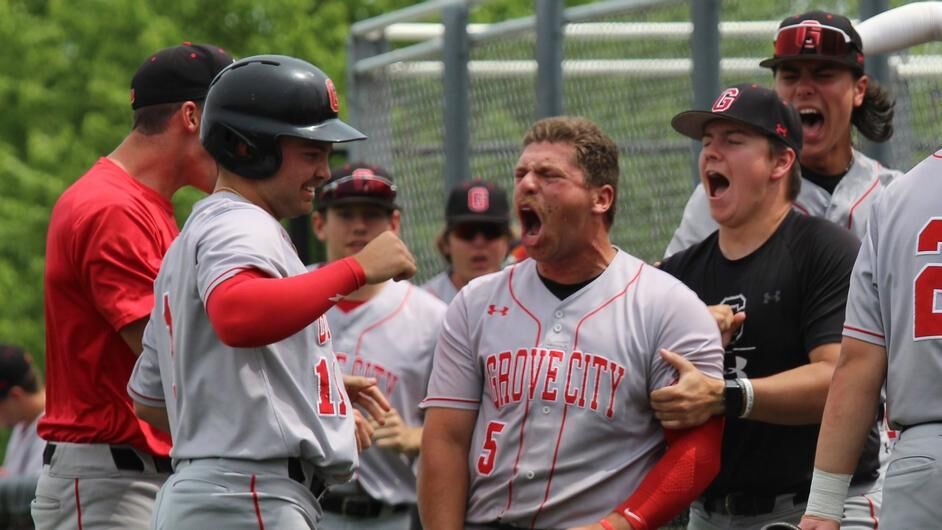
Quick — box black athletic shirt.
[660,210,880,497]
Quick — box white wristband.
[737,378,754,418]
[805,468,852,522]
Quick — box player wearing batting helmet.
[666,10,900,258]
[798,147,942,529]
[419,116,726,530]
[657,83,881,529]
[127,55,416,529]
[35,42,233,530]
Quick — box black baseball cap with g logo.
[445,180,510,228]
[760,11,865,73]
[670,83,803,153]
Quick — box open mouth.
[799,108,824,137]
[518,206,543,244]
[705,170,730,198]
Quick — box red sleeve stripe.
[420,397,480,405]
[843,324,885,339]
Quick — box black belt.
[319,490,410,518]
[288,457,326,499]
[703,484,810,516]
[43,443,173,474]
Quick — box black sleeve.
[797,220,861,354]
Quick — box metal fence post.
[347,33,391,163]
[443,2,471,195]
[536,0,564,118]
[689,0,721,185]
[859,0,892,168]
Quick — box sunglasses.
[774,23,856,58]
[317,174,397,203]
[451,223,508,241]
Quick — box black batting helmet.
[200,55,366,180]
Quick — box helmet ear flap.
[204,122,281,180]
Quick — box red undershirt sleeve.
[206,257,366,348]
[615,416,724,530]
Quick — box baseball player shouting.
[127,56,415,530]
[657,83,881,529]
[34,43,233,530]
[798,149,942,529]
[419,116,726,530]
[666,11,900,258]
[310,162,447,529]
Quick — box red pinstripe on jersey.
[354,285,413,355]
[501,264,543,518]
[530,262,644,527]
[847,177,881,230]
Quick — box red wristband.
[599,519,616,530]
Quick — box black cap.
[671,83,803,153]
[130,42,234,110]
[317,162,398,211]
[0,345,34,399]
[446,180,510,227]
[760,11,865,72]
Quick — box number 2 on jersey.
[915,218,942,339]
[476,421,506,476]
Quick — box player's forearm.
[133,401,171,434]
[418,442,469,529]
[747,344,839,424]
[813,338,886,473]
[612,417,723,530]
[418,409,474,530]
[206,258,365,347]
[747,361,834,423]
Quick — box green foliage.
[0,0,602,375]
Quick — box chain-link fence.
[348,0,936,279]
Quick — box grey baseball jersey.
[128,192,357,483]
[324,279,446,505]
[665,149,901,257]
[421,250,724,528]
[843,150,942,430]
[422,270,459,304]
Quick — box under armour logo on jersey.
[763,290,781,304]
[487,304,509,316]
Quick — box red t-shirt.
[39,158,176,456]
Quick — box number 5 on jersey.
[477,421,506,476]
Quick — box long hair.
[852,76,895,143]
